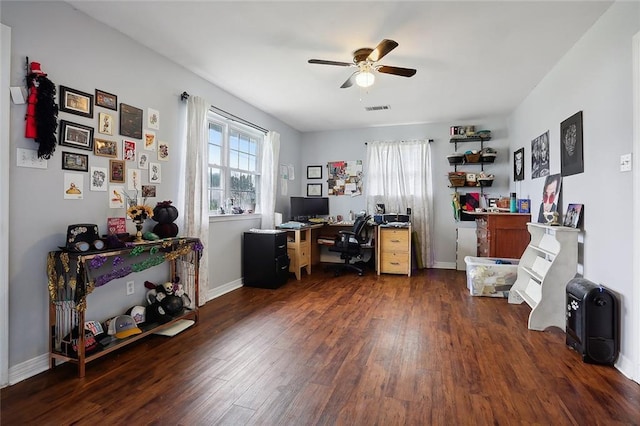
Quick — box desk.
[278,222,375,279]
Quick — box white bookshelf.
[508,223,579,331]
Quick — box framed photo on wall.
[561,111,584,177]
[531,131,550,179]
[307,165,322,179]
[59,86,93,118]
[94,139,118,158]
[119,103,143,139]
[61,151,88,172]
[109,159,125,183]
[98,112,114,135]
[95,89,117,110]
[59,120,94,151]
[514,147,524,181]
[307,183,322,197]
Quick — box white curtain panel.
[365,140,434,268]
[183,95,209,305]
[260,131,280,229]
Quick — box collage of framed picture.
[48,81,167,202]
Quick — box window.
[207,115,263,215]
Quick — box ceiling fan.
[308,39,417,89]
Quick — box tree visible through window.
[208,117,262,214]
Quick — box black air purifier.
[566,278,619,365]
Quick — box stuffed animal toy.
[144,279,191,315]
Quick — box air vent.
[365,105,391,112]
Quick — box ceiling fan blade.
[308,59,353,67]
[367,39,398,62]
[377,65,417,77]
[340,72,357,89]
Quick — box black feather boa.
[32,75,58,159]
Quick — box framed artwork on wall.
[531,131,550,179]
[514,147,524,181]
[119,103,143,139]
[307,183,322,197]
[561,111,584,177]
[61,151,88,172]
[59,86,93,118]
[95,89,117,110]
[109,159,125,183]
[98,112,114,135]
[307,165,322,179]
[59,120,94,151]
[94,139,118,158]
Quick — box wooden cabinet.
[377,225,412,276]
[474,213,530,258]
[284,227,313,280]
[47,237,202,377]
[508,223,579,331]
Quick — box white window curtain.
[181,95,209,306]
[260,131,280,229]
[365,140,434,268]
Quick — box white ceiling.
[67,1,613,133]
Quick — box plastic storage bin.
[464,256,519,298]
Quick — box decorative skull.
[162,282,174,295]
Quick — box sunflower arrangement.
[127,204,154,222]
[123,189,153,222]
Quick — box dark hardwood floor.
[2,268,639,425]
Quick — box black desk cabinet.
[242,230,290,288]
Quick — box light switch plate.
[16,148,47,169]
[620,153,632,172]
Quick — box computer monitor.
[290,197,329,221]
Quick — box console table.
[47,237,202,377]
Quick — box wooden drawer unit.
[377,225,412,276]
[285,227,312,280]
[288,241,309,274]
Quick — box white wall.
[1,1,301,381]
[301,118,512,268]
[508,2,639,379]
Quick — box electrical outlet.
[620,153,632,172]
[126,281,135,295]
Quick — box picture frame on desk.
[307,165,322,179]
[307,183,322,197]
[564,203,583,228]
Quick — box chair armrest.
[337,230,356,238]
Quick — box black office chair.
[328,215,371,276]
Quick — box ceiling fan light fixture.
[355,70,375,88]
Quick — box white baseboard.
[4,279,244,388]
[206,278,243,302]
[432,261,457,270]
[614,353,640,384]
[8,353,49,386]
